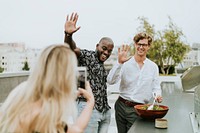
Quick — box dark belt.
[118,96,142,107]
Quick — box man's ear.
[147,45,151,50]
[134,43,136,47]
[96,43,99,48]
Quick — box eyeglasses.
[136,43,149,48]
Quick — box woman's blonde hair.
[0,44,78,133]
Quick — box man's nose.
[104,50,109,55]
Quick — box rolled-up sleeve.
[152,66,162,96]
[107,62,123,85]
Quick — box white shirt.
[107,57,161,104]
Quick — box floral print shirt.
[78,49,111,112]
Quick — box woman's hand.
[77,81,94,106]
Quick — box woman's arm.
[67,81,94,133]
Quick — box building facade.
[0,43,41,73]
[181,43,200,68]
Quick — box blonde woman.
[0,44,94,133]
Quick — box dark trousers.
[115,98,138,133]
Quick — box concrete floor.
[108,93,119,133]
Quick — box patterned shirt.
[78,49,111,112]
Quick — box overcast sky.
[0,0,200,50]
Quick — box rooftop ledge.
[0,71,30,78]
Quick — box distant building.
[180,43,200,68]
[0,43,25,52]
[0,43,41,73]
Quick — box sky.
[0,0,200,50]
